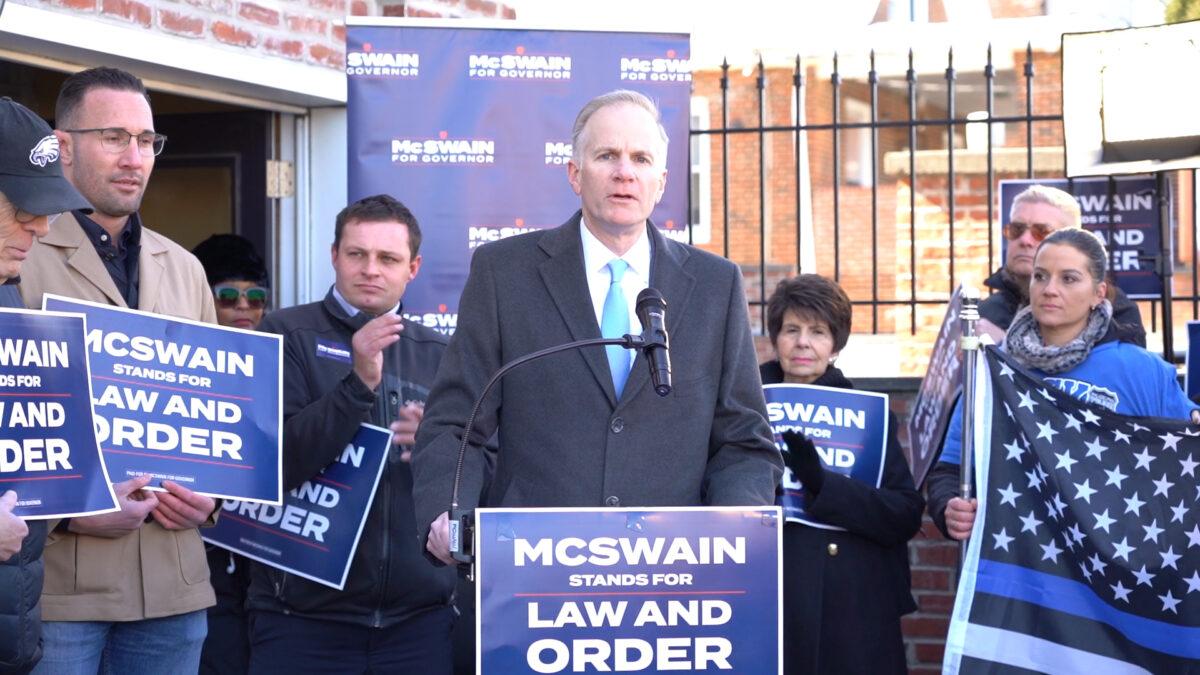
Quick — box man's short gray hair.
[571,90,669,164]
[1010,184,1082,229]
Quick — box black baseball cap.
[0,97,92,216]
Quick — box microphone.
[636,288,672,397]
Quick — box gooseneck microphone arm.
[447,334,647,566]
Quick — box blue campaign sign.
[42,295,283,504]
[475,507,781,675]
[999,177,1163,298]
[347,21,690,334]
[202,424,390,590]
[1187,321,1199,400]
[0,309,117,519]
[763,384,888,529]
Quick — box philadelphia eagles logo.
[29,135,60,168]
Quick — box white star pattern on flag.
[1019,511,1042,534]
[1142,520,1164,544]
[1133,447,1155,471]
[1185,571,1200,594]
[1037,420,1058,442]
[977,349,1200,632]
[1159,432,1182,452]
[993,528,1014,551]
[1017,390,1036,413]
[1084,437,1107,460]
[1055,449,1078,474]
[1123,492,1146,516]
[1112,537,1135,561]
[1159,590,1181,614]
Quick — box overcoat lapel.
[45,214,125,307]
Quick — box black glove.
[781,430,825,497]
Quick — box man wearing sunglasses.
[18,68,219,675]
[0,96,93,675]
[977,184,1145,345]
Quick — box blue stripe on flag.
[976,559,1200,659]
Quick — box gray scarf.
[1003,300,1112,374]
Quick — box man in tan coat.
[19,67,218,674]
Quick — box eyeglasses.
[63,128,168,157]
[213,285,268,309]
[1002,220,1053,242]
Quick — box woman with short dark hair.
[761,274,923,674]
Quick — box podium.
[472,506,782,674]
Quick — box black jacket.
[979,267,1146,347]
[246,290,456,627]
[1,281,48,675]
[760,362,924,674]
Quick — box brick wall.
[15,0,515,70]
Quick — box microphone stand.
[448,334,649,579]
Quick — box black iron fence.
[689,45,1200,360]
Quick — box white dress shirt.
[579,218,651,336]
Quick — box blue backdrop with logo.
[346,21,691,332]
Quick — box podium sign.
[475,506,782,674]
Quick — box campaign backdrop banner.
[0,308,117,519]
[203,424,390,590]
[475,507,781,674]
[907,288,964,487]
[999,177,1163,298]
[763,384,888,529]
[346,20,690,333]
[1187,321,1199,400]
[42,295,283,504]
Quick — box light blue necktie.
[600,259,631,396]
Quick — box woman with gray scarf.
[927,228,1200,541]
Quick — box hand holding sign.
[68,476,159,538]
[351,314,405,391]
[151,481,217,530]
[0,491,29,561]
[781,431,825,497]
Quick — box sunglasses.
[1002,220,1053,242]
[213,285,268,309]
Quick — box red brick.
[101,0,151,27]
[381,3,405,16]
[901,615,950,639]
[501,5,515,19]
[480,0,496,15]
[349,0,369,14]
[263,37,304,59]
[52,0,98,10]
[239,1,280,26]
[915,592,957,614]
[308,42,344,69]
[211,20,257,47]
[914,641,946,662]
[331,23,345,43]
[158,8,205,37]
[285,13,328,35]
[912,541,959,566]
[307,0,345,12]
[910,568,953,591]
